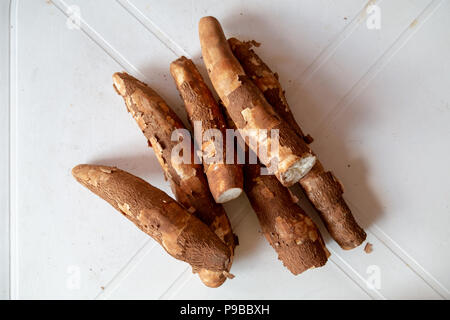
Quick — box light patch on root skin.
[112,75,127,96]
[118,203,133,217]
[304,217,314,227]
[151,208,189,257]
[256,74,278,91]
[274,216,292,241]
[308,230,318,242]
[211,214,230,243]
[202,140,218,159]
[161,233,183,256]
[240,107,275,130]
[125,97,134,115]
[149,136,168,173]
[259,186,274,200]
[135,115,147,130]
[275,216,318,244]
[281,155,316,186]
[187,206,196,214]
[288,189,299,203]
[249,56,260,66]
[240,108,254,125]
[171,159,196,181]
[171,64,188,85]
[75,167,113,187]
[216,187,242,203]
[130,90,150,114]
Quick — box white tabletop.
[1,0,449,299]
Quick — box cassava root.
[229,38,366,249]
[244,163,329,274]
[72,164,231,274]
[199,16,317,187]
[170,56,243,204]
[222,101,329,273]
[113,72,236,287]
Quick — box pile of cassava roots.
[72,17,366,288]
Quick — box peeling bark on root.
[244,164,329,274]
[300,162,366,249]
[112,72,236,287]
[72,164,231,273]
[198,16,316,187]
[170,56,243,203]
[228,38,310,144]
[229,38,366,249]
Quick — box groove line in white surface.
[370,226,449,299]
[158,235,381,301]
[366,222,449,299]
[306,0,448,294]
[95,240,157,300]
[79,0,396,299]
[298,0,448,300]
[160,249,383,300]
[311,0,444,138]
[158,267,194,300]
[328,251,383,300]
[96,199,252,299]
[52,0,150,83]
[51,0,230,298]
[116,0,191,58]
[45,0,448,299]
[49,0,174,299]
[9,0,18,300]
[347,198,448,299]
[289,0,383,90]
[157,204,252,300]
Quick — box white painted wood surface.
[1,0,449,299]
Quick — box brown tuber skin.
[170,56,244,204]
[229,38,366,250]
[112,72,236,287]
[244,163,329,274]
[72,164,231,274]
[222,104,329,273]
[198,16,317,187]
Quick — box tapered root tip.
[198,269,227,288]
[199,16,220,29]
[198,16,224,41]
[72,164,89,179]
[72,164,117,185]
[112,72,128,96]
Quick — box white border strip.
[0,0,12,301]
[8,0,18,300]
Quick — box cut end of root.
[216,188,243,203]
[282,155,316,186]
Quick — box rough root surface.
[72,164,231,273]
[229,38,366,249]
[199,16,316,187]
[244,163,329,274]
[170,56,243,203]
[113,72,237,286]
